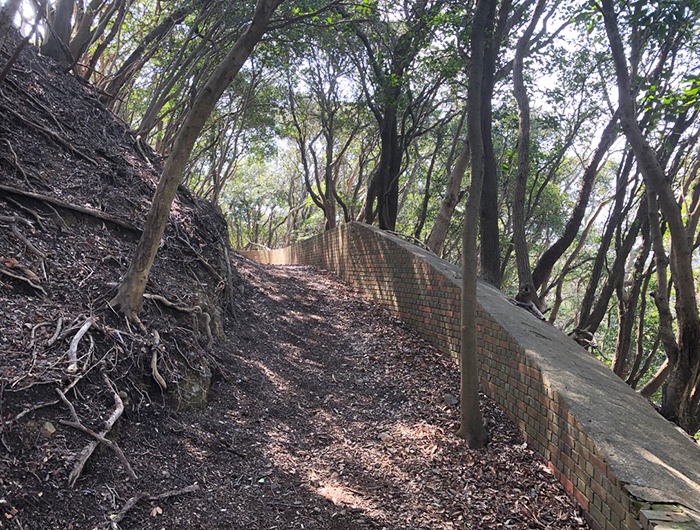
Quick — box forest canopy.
[2,0,700,434]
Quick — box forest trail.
[88,255,587,530]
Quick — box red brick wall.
[242,222,699,530]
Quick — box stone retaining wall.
[242,222,700,530]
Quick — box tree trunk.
[414,134,441,239]
[84,0,129,82]
[611,225,650,377]
[478,0,510,289]
[577,153,634,327]
[365,104,401,230]
[579,199,647,334]
[0,0,21,53]
[426,140,469,255]
[456,0,492,449]
[110,0,283,319]
[531,114,618,291]
[511,0,546,301]
[41,0,75,67]
[100,6,189,106]
[602,0,700,433]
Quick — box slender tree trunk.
[110,0,283,319]
[426,140,469,255]
[611,227,650,377]
[579,199,647,334]
[414,134,441,239]
[578,154,634,326]
[456,0,492,449]
[0,0,21,53]
[84,0,129,82]
[511,0,546,300]
[100,6,189,106]
[532,114,618,291]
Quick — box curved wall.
[242,222,700,530]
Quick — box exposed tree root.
[143,293,213,351]
[66,371,125,487]
[56,386,137,483]
[150,331,167,391]
[0,183,141,234]
[66,316,97,373]
[108,483,200,528]
[46,317,64,347]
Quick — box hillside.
[0,35,589,529]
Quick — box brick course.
[242,222,700,530]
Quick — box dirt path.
[5,258,590,529]
[139,258,588,530]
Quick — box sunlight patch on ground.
[240,358,293,394]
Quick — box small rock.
[40,422,56,438]
[443,393,458,405]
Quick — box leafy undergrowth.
[0,34,590,529]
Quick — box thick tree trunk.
[110,0,283,319]
[456,0,492,449]
[478,0,509,288]
[602,0,700,433]
[365,105,401,230]
[42,0,75,67]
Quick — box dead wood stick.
[222,243,236,318]
[56,388,137,481]
[0,103,98,165]
[46,317,64,347]
[67,371,125,487]
[0,184,140,233]
[109,484,200,527]
[66,316,97,373]
[10,223,46,259]
[0,214,33,228]
[0,264,46,294]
